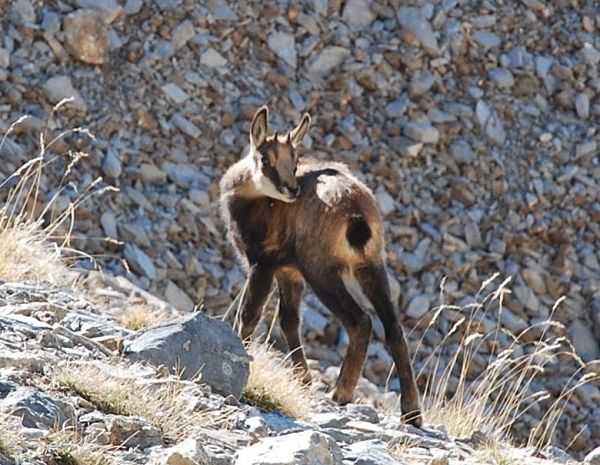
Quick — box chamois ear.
[250,105,269,148]
[288,113,311,148]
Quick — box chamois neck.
[221,154,263,200]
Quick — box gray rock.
[397,7,440,56]
[568,320,600,362]
[43,76,87,112]
[575,93,590,119]
[513,285,539,314]
[200,48,227,67]
[0,48,9,69]
[165,280,195,312]
[171,114,201,139]
[406,294,430,319]
[410,71,436,96]
[535,56,554,78]
[100,211,118,238]
[162,83,189,104]
[171,20,195,50]
[206,0,238,20]
[106,415,162,448]
[472,31,501,49]
[345,404,379,424]
[580,43,600,66]
[308,47,350,75]
[385,94,410,118]
[268,31,296,68]
[124,244,157,280]
[375,186,395,216]
[585,446,600,465]
[475,100,505,146]
[576,140,597,158]
[402,122,439,144]
[11,0,35,24]
[234,431,343,465]
[123,312,250,399]
[449,139,476,163]
[102,150,122,179]
[63,9,111,64]
[488,68,514,88]
[124,0,143,14]
[342,0,375,29]
[505,46,533,69]
[0,382,74,429]
[311,412,351,428]
[389,137,422,158]
[150,438,210,465]
[163,162,210,188]
[77,0,123,23]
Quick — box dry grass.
[43,430,113,465]
[408,274,598,450]
[116,304,169,331]
[476,438,518,465]
[0,102,114,284]
[53,362,218,442]
[243,341,311,419]
[0,415,19,459]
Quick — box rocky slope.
[0,276,598,465]
[0,0,599,457]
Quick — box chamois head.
[249,106,311,203]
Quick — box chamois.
[219,106,422,426]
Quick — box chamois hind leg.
[275,268,310,383]
[238,264,275,341]
[304,268,372,404]
[355,264,423,427]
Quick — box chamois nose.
[290,186,300,198]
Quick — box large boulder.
[122,313,250,399]
[234,431,343,465]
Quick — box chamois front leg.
[276,268,310,384]
[238,264,275,341]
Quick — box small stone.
[475,100,505,146]
[472,31,501,49]
[171,20,195,50]
[77,0,123,24]
[569,320,600,362]
[123,0,143,14]
[11,0,35,24]
[161,83,189,104]
[234,431,342,465]
[165,281,195,312]
[464,222,481,247]
[488,68,514,88]
[140,163,167,184]
[535,56,554,78]
[410,71,436,96]
[576,140,597,157]
[172,114,201,139]
[385,94,410,118]
[389,137,423,158]
[124,244,157,280]
[102,150,122,179]
[106,415,162,448]
[308,46,350,75]
[200,48,227,67]
[100,212,118,238]
[267,31,296,68]
[63,9,111,64]
[375,186,395,216]
[206,0,238,20]
[346,404,379,424]
[402,122,439,144]
[150,438,210,465]
[580,43,600,66]
[449,139,476,163]
[342,0,375,29]
[397,7,440,56]
[513,285,539,314]
[406,294,430,319]
[43,76,87,112]
[0,49,9,69]
[575,93,590,119]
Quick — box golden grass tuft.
[43,430,112,465]
[409,274,599,450]
[243,341,311,419]
[116,304,169,331]
[53,362,218,442]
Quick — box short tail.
[346,215,372,250]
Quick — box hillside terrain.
[0,0,599,462]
